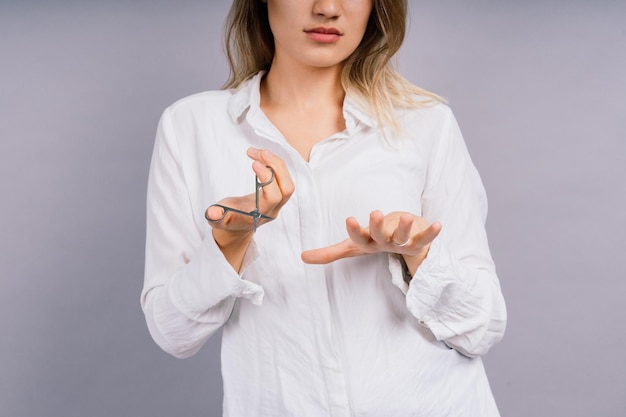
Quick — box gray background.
[1,1,624,416]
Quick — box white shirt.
[142,73,507,417]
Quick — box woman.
[142,0,507,416]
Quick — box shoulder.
[161,72,263,127]
[397,100,458,138]
[400,99,454,122]
[153,89,238,153]
[164,89,233,121]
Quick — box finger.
[368,211,386,243]
[205,205,226,222]
[252,161,283,212]
[301,240,363,264]
[416,222,442,247]
[207,202,259,231]
[254,162,275,186]
[252,161,277,195]
[391,213,414,246]
[247,148,295,202]
[345,217,372,246]
[400,222,442,255]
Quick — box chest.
[185,112,431,242]
[261,105,346,162]
[309,134,428,229]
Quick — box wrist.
[213,228,253,248]
[400,245,431,278]
[212,229,254,272]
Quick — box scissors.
[205,167,275,232]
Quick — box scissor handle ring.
[205,204,228,222]
[256,166,275,188]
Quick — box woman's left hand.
[301,211,442,276]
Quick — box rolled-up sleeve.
[141,107,263,359]
[391,106,506,357]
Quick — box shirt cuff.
[388,253,410,295]
[403,238,475,340]
[169,229,264,322]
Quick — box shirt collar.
[227,71,378,130]
[227,72,264,124]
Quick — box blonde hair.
[224,0,443,130]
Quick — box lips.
[304,27,343,43]
[306,27,342,35]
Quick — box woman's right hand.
[205,148,294,270]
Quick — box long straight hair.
[223,0,443,130]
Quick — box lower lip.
[306,32,341,43]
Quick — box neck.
[261,61,345,111]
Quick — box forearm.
[212,228,254,273]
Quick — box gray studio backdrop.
[1,1,625,416]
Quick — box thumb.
[301,240,359,264]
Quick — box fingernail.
[248,147,259,155]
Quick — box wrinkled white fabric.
[142,72,506,417]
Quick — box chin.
[302,53,352,69]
